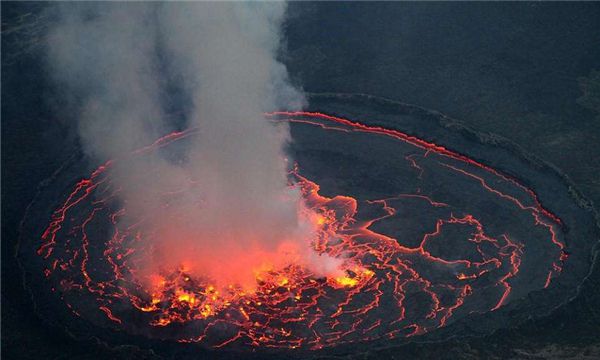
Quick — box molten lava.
[35,112,566,349]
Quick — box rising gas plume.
[45,2,341,290]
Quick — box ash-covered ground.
[3,2,600,360]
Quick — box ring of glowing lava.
[18,95,598,353]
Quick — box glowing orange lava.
[36,112,566,349]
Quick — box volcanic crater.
[17,94,599,358]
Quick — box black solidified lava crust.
[15,93,600,359]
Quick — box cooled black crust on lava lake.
[16,93,600,359]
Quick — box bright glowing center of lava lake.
[35,112,566,350]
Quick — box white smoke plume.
[45,2,341,290]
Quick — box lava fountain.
[27,110,568,350]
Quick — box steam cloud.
[45,2,341,290]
